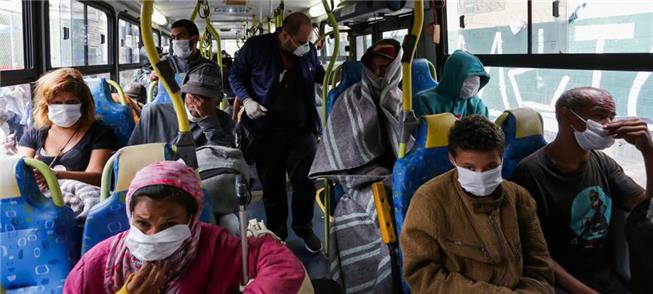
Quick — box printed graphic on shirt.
[569,186,612,247]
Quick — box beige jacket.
[400,169,554,293]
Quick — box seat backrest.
[326,61,362,115]
[391,113,456,293]
[495,108,547,179]
[81,143,175,254]
[411,58,438,95]
[86,78,135,148]
[152,74,185,104]
[0,156,79,293]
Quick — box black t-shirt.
[18,121,117,172]
[511,147,643,293]
[266,53,310,132]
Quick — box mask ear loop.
[568,108,588,132]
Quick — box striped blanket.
[309,45,412,293]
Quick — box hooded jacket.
[413,50,490,118]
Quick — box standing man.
[229,12,325,253]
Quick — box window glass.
[87,5,108,65]
[119,69,140,89]
[355,34,373,60]
[324,27,348,65]
[382,29,408,43]
[0,0,25,71]
[152,31,160,48]
[446,0,528,54]
[119,18,140,64]
[532,0,653,54]
[0,83,31,155]
[49,0,86,67]
[479,66,653,185]
[222,39,239,57]
[83,72,111,80]
[161,35,170,54]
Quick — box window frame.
[116,12,141,74]
[436,0,653,73]
[1,0,39,87]
[43,0,115,77]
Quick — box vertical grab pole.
[321,0,339,257]
[398,0,424,158]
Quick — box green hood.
[435,50,490,100]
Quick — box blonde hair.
[33,68,96,129]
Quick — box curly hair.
[448,115,505,157]
[33,68,95,129]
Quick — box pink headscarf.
[103,161,203,294]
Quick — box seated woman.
[17,68,116,217]
[400,115,554,293]
[64,160,306,293]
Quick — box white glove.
[243,98,267,119]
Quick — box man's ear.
[448,152,456,167]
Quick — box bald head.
[556,87,615,119]
[282,12,312,35]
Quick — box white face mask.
[570,110,615,151]
[185,104,206,123]
[293,43,310,57]
[48,104,82,128]
[173,39,192,59]
[125,224,191,261]
[460,76,481,99]
[456,165,503,197]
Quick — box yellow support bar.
[105,79,128,105]
[141,0,190,133]
[147,80,158,103]
[372,182,397,244]
[190,0,201,21]
[23,158,64,207]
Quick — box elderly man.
[511,87,653,294]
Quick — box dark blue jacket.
[228,33,325,134]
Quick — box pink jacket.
[64,223,306,294]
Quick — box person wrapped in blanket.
[308,39,414,293]
[400,115,554,293]
[64,160,307,293]
[17,68,117,218]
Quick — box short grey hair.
[555,87,612,112]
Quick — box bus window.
[382,28,408,43]
[478,66,653,185]
[83,73,111,80]
[119,69,140,88]
[49,0,86,67]
[355,35,372,60]
[446,0,528,54]
[152,31,161,48]
[324,27,348,65]
[161,35,170,54]
[0,0,25,71]
[222,39,239,57]
[119,18,140,64]
[532,0,653,54]
[0,83,31,152]
[87,5,108,66]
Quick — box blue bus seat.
[412,58,438,95]
[85,78,135,148]
[81,143,214,254]
[326,61,362,115]
[152,74,185,104]
[495,108,547,179]
[391,113,457,293]
[0,156,79,293]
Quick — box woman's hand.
[34,170,48,192]
[127,262,167,294]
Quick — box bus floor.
[245,193,330,280]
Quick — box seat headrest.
[153,74,185,104]
[114,143,174,192]
[415,113,457,149]
[495,108,544,139]
[0,156,21,199]
[85,78,112,104]
[412,58,438,94]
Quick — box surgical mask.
[460,76,480,99]
[456,165,503,197]
[48,104,82,128]
[125,224,191,261]
[293,43,310,57]
[173,39,192,59]
[185,104,206,123]
[570,110,615,151]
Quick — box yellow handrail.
[147,80,158,103]
[141,0,190,132]
[106,79,128,105]
[23,158,64,207]
[398,0,424,158]
[190,0,201,21]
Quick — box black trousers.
[254,131,316,240]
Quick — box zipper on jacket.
[446,239,491,260]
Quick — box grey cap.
[181,63,223,99]
[124,83,146,99]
